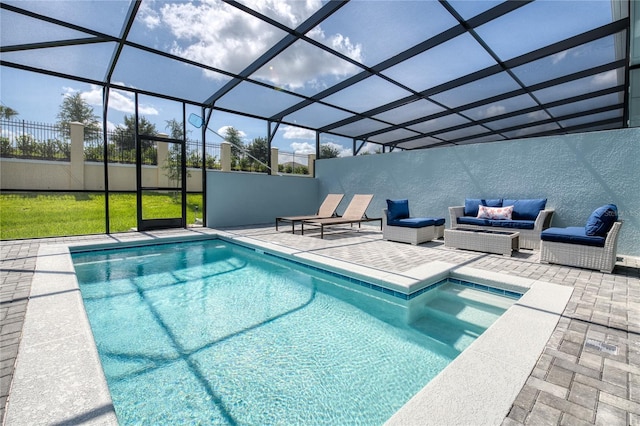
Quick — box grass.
[0,192,203,240]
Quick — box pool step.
[410,284,516,351]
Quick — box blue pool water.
[72,239,517,425]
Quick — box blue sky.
[0,0,376,156]
[1,0,620,154]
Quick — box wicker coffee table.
[444,227,520,257]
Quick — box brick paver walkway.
[1,226,638,425]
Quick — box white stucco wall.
[0,160,204,192]
[315,128,639,257]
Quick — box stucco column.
[308,153,315,177]
[220,142,231,171]
[69,121,84,190]
[271,147,279,175]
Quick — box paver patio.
[1,224,638,425]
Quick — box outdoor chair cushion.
[458,216,491,227]
[386,199,410,221]
[426,217,446,226]
[541,226,606,247]
[457,216,535,229]
[502,198,547,221]
[486,219,535,230]
[585,204,618,237]
[464,198,503,216]
[387,217,436,228]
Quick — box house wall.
[206,171,319,228]
[314,128,640,257]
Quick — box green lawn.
[0,192,203,240]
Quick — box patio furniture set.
[276,195,623,273]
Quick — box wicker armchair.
[540,221,622,273]
[382,209,440,245]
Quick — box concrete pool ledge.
[385,280,574,426]
[4,244,118,425]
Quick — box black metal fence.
[0,119,70,161]
[1,119,309,174]
[1,119,222,169]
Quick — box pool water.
[72,239,517,425]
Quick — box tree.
[165,118,184,140]
[320,144,341,159]
[163,119,190,188]
[56,92,100,138]
[224,127,244,160]
[112,115,157,151]
[0,105,19,120]
[246,137,269,171]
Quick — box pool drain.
[585,338,618,355]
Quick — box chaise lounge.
[540,204,622,273]
[301,194,381,239]
[276,193,344,233]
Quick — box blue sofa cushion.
[484,198,503,208]
[388,218,435,228]
[423,217,445,226]
[457,216,492,227]
[386,199,410,221]
[464,198,503,216]
[487,219,535,230]
[502,198,547,221]
[541,227,606,247]
[585,204,618,237]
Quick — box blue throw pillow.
[503,198,547,221]
[464,198,502,216]
[484,199,503,208]
[464,198,482,217]
[387,199,410,221]
[585,204,618,237]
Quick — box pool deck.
[1,224,639,425]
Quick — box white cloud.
[591,70,618,86]
[281,125,315,140]
[527,110,548,121]
[290,141,315,154]
[289,140,352,157]
[551,50,568,65]
[155,0,361,89]
[324,141,352,157]
[482,104,506,119]
[138,1,161,29]
[73,85,159,116]
[217,125,247,140]
[358,142,379,154]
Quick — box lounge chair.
[301,194,381,239]
[276,193,344,233]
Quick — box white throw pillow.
[477,205,514,220]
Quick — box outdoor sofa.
[449,198,554,250]
[540,204,622,273]
[383,199,445,245]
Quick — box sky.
[0,0,621,156]
[1,0,382,157]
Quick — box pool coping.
[4,232,573,425]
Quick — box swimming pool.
[72,239,519,425]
